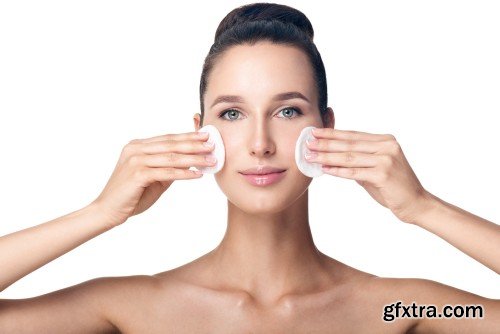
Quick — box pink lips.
[240,170,286,186]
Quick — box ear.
[322,107,335,129]
[193,113,202,131]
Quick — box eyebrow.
[210,91,310,109]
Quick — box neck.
[207,190,332,304]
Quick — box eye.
[218,107,303,122]
[277,107,303,120]
[218,109,243,121]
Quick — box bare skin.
[0,42,499,333]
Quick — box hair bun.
[215,3,314,42]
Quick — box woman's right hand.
[91,131,215,227]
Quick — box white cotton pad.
[195,125,225,174]
[295,126,324,177]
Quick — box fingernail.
[203,141,215,147]
[306,137,318,146]
[205,155,217,163]
[305,152,317,160]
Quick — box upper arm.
[407,279,500,334]
[0,277,120,334]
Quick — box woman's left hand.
[305,127,431,224]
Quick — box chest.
[112,294,415,334]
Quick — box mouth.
[239,166,287,175]
[239,170,287,186]
[239,170,286,175]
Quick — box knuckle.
[200,142,211,151]
[163,139,174,146]
[164,167,176,175]
[128,154,142,167]
[378,169,390,183]
[348,168,358,177]
[122,141,138,155]
[161,140,173,152]
[384,134,396,142]
[345,151,355,163]
[165,152,177,163]
[312,139,323,150]
[386,139,401,154]
[346,139,357,150]
[381,154,393,168]
[133,167,148,182]
[347,130,359,139]
[166,168,182,180]
[322,128,334,136]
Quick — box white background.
[0,0,498,300]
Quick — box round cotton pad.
[195,125,225,174]
[295,126,324,177]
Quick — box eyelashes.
[218,107,304,121]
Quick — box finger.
[138,131,209,144]
[306,151,380,168]
[141,152,217,169]
[321,166,376,182]
[307,138,381,154]
[144,167,203,182]
[311,128,393,142]
[140,138,215,155]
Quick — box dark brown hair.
[199,2,328,126]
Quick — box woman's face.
[196,41,329,215]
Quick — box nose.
[249,123,276,158]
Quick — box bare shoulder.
[100,266,228,333]
[310,259,499,333]
[80,274,165,322]
[359,276,500,334]
[0,274,161,333]
[300,261,419,333]
[74,273,188,333]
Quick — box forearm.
[413,191,500,274]
[0,202,115,292]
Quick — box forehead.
[205,41,316,104]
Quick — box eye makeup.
[218,106,304,121]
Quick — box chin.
[226,195,296,216]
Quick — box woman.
[0,2,499,333]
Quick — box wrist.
[85,200,125,230]
[406,190,440,226]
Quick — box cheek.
[276,128,302,166]
[283,133,298,156]
[221,130,245,164]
